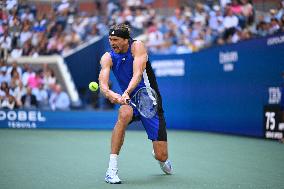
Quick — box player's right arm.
[99,52,123,104]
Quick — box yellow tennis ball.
[89,81,98,92]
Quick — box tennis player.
[99,24,173,184]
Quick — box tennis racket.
[126,87,158,118]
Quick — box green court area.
[0,129,283,189]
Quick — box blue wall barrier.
[0,110,142,130]
[0,110,116,129]
[110,33,284,137]
[64,36,109,105]
[1,34,283,137]
[65,37,108,88]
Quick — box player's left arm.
[123,41,147,99]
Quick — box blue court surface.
[0,129,283,189]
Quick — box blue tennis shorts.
[131,107,167,141]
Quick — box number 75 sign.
[264,105,283,140]
[265,112,276,130]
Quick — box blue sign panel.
[0,110,117,129]
[149,33,284,137]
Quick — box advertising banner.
[0,110,116,129]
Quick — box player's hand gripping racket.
[126,87,158,118]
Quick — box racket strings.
[137,89,158,118]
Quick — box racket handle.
[126,99,136,108]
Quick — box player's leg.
[141,113,173,174]
[152,141,168,161]
[105,105,133,184]
[111,105,133,154]
[152,141,173,174]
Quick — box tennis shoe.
[152,150,173,175]
[105,168,121,184]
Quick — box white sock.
[108,154,118,170]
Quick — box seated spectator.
[27,70,42,89]
[241,0,254,25]
[20,7,34,22]
[10,45,23,58]
[47,32,65,54]
[33,83,49,109]
[7,60,22,76]
[64,29,81,48]
[0,93,17,110]
[49,84,70,110]
[42,66,56,92]
[13,81,26,107]
[269,18,281,34]
[19,24,32,47]
[9,69,21,94]
[1,93,17,110]
[256,15,270,36]
[0,82,17,109]
[223,7,239,40]
[0,66,9,84]
[146,24,164,53]
[276,1,284,19]
[0,30,12,59]
[230,0,242,15]
[0,81,11,97]
[21,64,35,86]
[21,41,33,56]
[21,86,38,109]
[209,5,224,32]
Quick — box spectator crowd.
[106,0,284,54]
[1,0,284,57]
[0,0,104,110]
[0,59,70,110]
[0,0,284,110]
[0,0,105,59]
